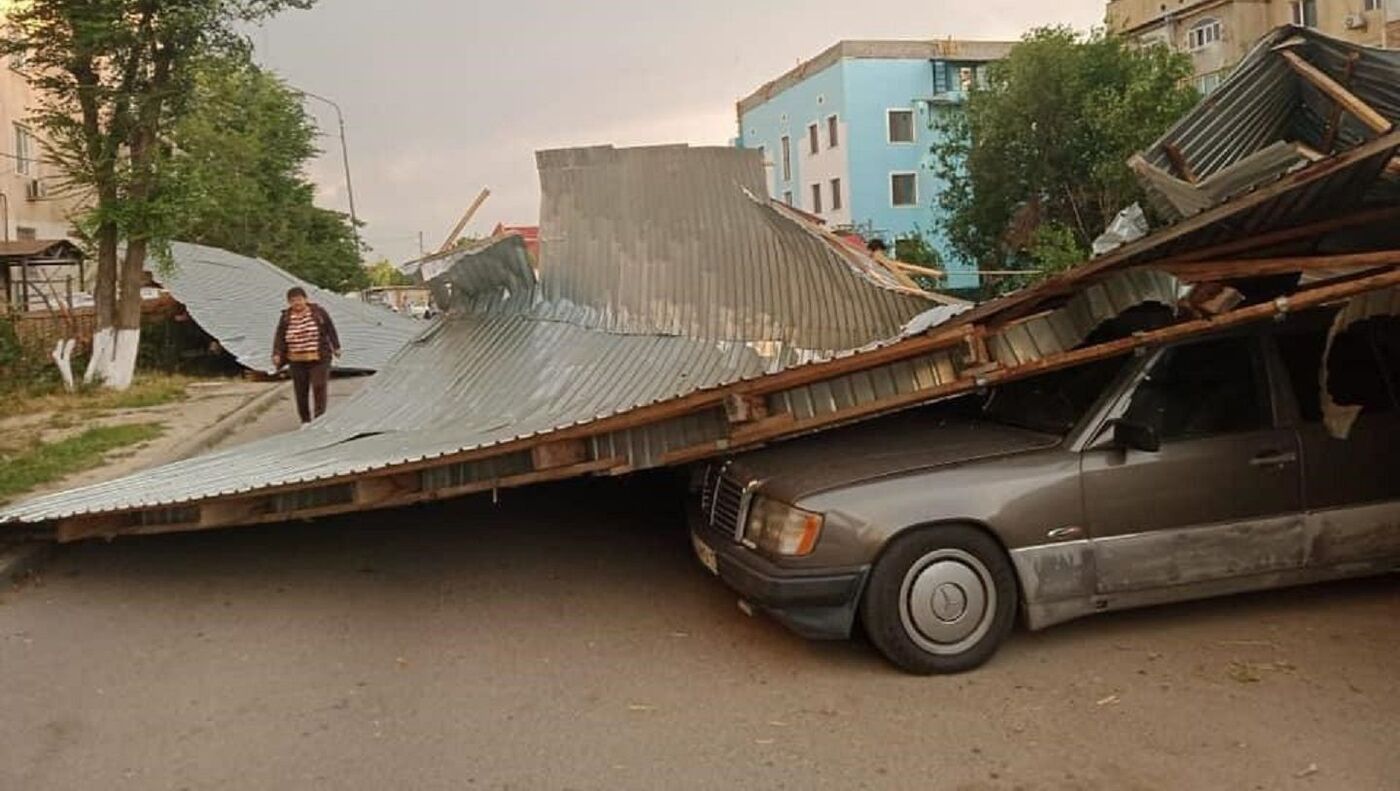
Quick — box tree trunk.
[83,221,120,385]
[104,237,148,391]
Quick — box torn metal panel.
[157,242,424,373]
[531,145,931,347]
[987,269,1179,367]
[1138,25,1400,222]
[1321,285,1400,438]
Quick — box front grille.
[699,464,750,540]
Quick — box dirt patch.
[1,378,278,499]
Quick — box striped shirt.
[285,309,321,362]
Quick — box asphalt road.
[2,474,1397,791]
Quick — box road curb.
[0,541,54,584]
[165,381,291,462]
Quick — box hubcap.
[898,548,996,656]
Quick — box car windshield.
[979,355,1129,435]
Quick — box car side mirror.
[1109,418,1160,453]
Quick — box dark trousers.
[289,360,330,423]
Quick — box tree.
[930,27,1198,281]
[170,54,366,292]
[365,259,410,288]
[1,0,313,389]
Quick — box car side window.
[1277,316,1399,423]
[1122,336,1267,441]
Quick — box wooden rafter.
[1279,49,1392,135]
[1159,250,1400,282]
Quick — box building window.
[958,67,975,92]
[830,178,842,211]
[890,172,918,207]
[887,109,915,144]
[827,114,839,148]
[811,183,823,214]
[1187,18,1222,51]
[1195,71,1225,95]
[780,135,791,182]
[16,226,36,241]
[782,190,793,206]
[1364,0,1381,10]
[14,124,33,176]
[1291,1,1318,27]
[807,123,819,156]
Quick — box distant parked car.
[688,309,1400,673]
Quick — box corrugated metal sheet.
[157,242,424,373]
[1139,25,1400,220]
[0,146,939,525]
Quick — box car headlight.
[743,496,824,556]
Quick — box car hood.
[724,412,1061,502]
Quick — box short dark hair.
[286,286,308,300]
[866,238,889,253]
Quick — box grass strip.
[0,423,165,503]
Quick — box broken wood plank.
[1159,250,1400,282]
[1158,205,1400,264]
[1163,142,1199,183]
[1280,49,1392,135]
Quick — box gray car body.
[703,320,1400,635]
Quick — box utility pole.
[297,90,360,250]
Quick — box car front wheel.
[860,525,1017,674]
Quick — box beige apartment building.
[0,55,82,242]
[1107,0,1400,92]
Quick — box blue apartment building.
[736,40,1013,289]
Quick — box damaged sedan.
[689,309,1400,673]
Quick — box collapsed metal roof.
[0,145,940,529]
[3,31,1399,540]
[1132,25,1400,222]
[155,242,424,373]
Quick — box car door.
[1272,312,1400,568]
[1080,333,1304,595]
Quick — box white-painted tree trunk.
[107,328,139,390]
[83,326,140,390]
[85,326,115,385]
[51,338,77,392]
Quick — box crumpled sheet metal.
[1322,286,1400,439]
[158,242,425,373]
[988,269,1180,367]
[1136,25,1400,222]
[0,146,938,526]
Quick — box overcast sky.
[254,1,1106,264]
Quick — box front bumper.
[688,510,869,640]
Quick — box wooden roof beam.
[1279,49,1392,135]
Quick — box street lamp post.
[298,90,360,249]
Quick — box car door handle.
[1249,450,1298,467]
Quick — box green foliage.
[893,234,942,267]
[930,27,1198,276]
[1028,221,1084,275]
[0,423,165,503]
[0,318,61,396]
[168,54,367,292]
[0,0,316,252]
[365,259,412,288]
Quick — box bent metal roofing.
[156,242,424,374]
[4,39,1400,539]
[0,145,940,531]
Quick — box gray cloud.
[255,1,1105,264]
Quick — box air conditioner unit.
[24,178,45,201]
[1343,13,1368,29]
